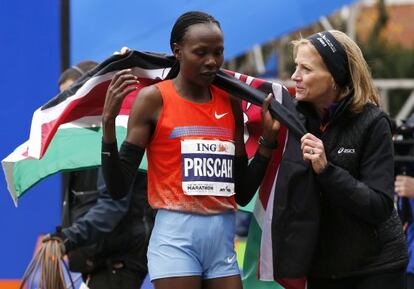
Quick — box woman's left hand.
[301,133,328,174]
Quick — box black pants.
[86,266,147,289]
[308,269,406,289]
[407,273,414,289]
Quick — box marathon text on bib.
[181,139,235,197]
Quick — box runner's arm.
[231,94,280,206]
[102,82,161,199]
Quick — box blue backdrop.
[0,0,61,280]
[71,0,355,63]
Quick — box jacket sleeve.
[61,186,130,249]
[315,116,394,224]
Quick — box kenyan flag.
[2,51,172,204]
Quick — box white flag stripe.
[1,141,31,206]
[59,115,128,129]
[259,166,278,280]
[272,82,284,104]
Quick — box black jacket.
[298,96,408,278]
[62,169,154,274]
[269,91,321,279]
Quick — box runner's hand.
[102,69,139,122]
[261,93,280,144]
[113,46,131,55]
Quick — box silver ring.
[310,149,314,155]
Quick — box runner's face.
[174,23,224,86]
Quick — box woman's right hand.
[258,93,280,157]
[102,69,139,142]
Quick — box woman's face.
[291,43,337,109]
[173,23,224,86]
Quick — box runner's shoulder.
[136,84,163,108]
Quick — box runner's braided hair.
[167,11,221,79]
[170,11,221,51]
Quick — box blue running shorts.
[147,209,240,281]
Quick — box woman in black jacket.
[290,30,408,289]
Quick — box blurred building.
[357,0,414,49]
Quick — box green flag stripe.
[13,126,147,199]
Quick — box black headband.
[307,31,350,87]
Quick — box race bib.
[181,139,235,197]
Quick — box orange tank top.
[147,80,237,214]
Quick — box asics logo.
[102,151,111,156]
[226,255,236,263]
[338,147,355,154]
[214,112,228,119]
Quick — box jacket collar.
[296,92,354,124]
